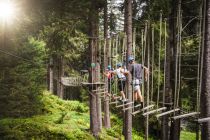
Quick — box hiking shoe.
[122,99,128,103]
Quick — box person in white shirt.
[112,63,128,102]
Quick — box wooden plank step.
[116,102,133,108]
[171,112,200,120]
[197,117,210,123]
[156,108,180,118]
[131,105,154,116]
[122,104,142,111]
[142,107,167,117]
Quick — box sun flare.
[0,0,15,20]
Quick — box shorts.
[108,79,113,92]
[118,80,126,92]
[132,79,142,91]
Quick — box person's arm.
[110,70,116,75]
[144,66,149,81]
[121,69,129,75]
[103,71,109,77]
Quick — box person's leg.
[136,87,144,108]
[134,87,138,101]
[118,80,125,100]
[133,89,138,106]
[121,80,126,100]
[137,88,143,102]
[120,91,126,100]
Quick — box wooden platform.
[80,70,89,73]
[81,82,105,86]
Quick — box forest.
[0,0,210,140]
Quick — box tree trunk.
[89,0,100,137]
[161,1,174,139]
[56,56,64,99]
[60,56,64,99]
[49,56,54,93]
[103,0,111,129]
[56,55,60,97]
[201,0,210,139]
[96,62,102,130]
[170,0,181,139]
[124,0,132,140]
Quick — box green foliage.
[0,38,47,118]
[0,91,145,139]
[0,91,92,140]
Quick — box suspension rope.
[157,12,162,110]
[103,39,106,82]
[174,0,181,113]
[141,29,145,109]
[132,28,136,112]
[121,36,125,62]
[143,23,148,109]
[196,4,202,112]
[198,0,206,112]
[163,19,167,105]
[146,21,151,140]
[177,1,182,108]
[151,25,155,103]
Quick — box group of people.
[104,56,149,108]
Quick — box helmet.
[107,65,111,70]
[117,63,122,67]
[128,56,134,62]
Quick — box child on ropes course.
[128,56,149,108]
[104,65,114,98]
[111,63,128,102]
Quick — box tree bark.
[201,0,210,139]
[161,1,174,139]
[170,0,181,139]
[60,56,64,99]
[103,0,111,129]
[49,56,54,93]
[124,0,132,140]
[56,56,64,99]
[96,62,102,130]
[89,0,100,137]
[56,55,60,97]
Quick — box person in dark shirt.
[128,56,149,107]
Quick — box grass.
[0,91,144,140]
[0,91,199,140]
[180,131,198,140]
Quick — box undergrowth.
[0,91,144,140]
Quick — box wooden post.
[96,62,102,130]
[124,0,132,139]
[103,0,111,128]
[88,0,100,136]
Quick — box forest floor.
[0,91,197,140]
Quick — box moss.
[0,91,92,140]
[0,91,144,140]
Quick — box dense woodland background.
[0,0,204,139]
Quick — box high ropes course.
[72,0,208,140]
